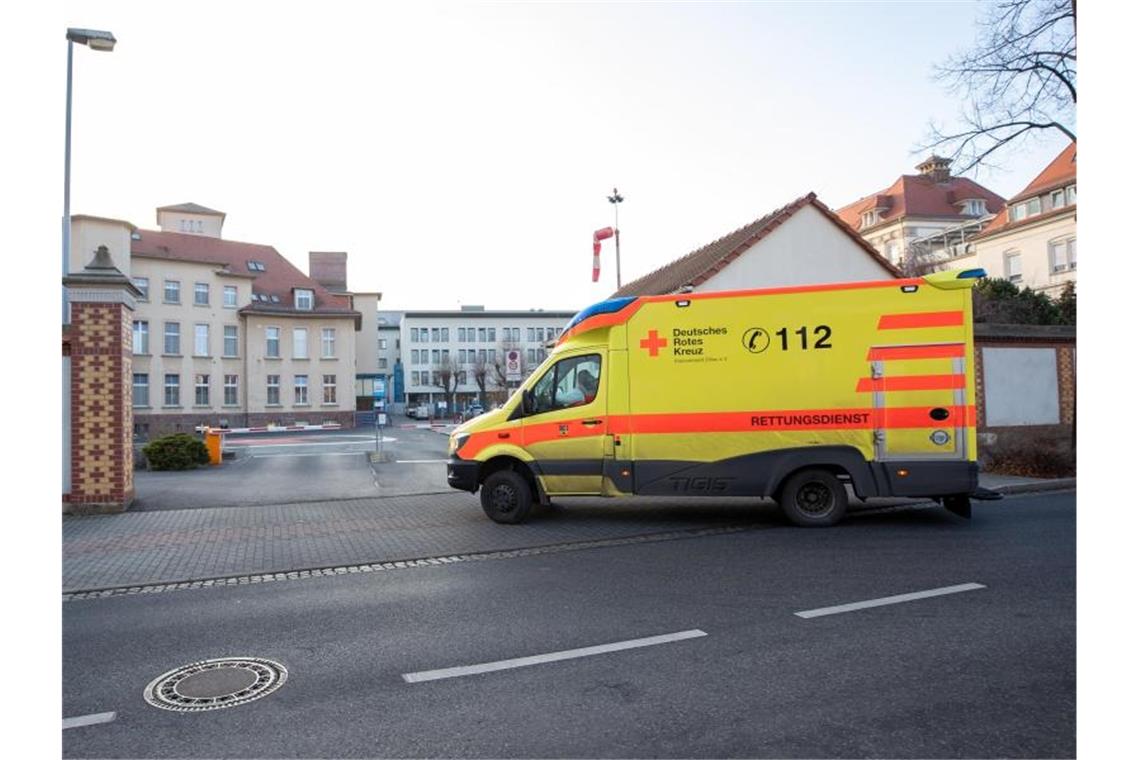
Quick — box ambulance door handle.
[581,419,603,427]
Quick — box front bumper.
[447,457,479,493]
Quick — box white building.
[400,307,577,414]
[972,142,1076,296]
[612,192,901,298]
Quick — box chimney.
[308,251,347,292]
[916,155,952,183]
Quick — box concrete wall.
[698,205,896,291]
[974,325,1075,475]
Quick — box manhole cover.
[144,657,287,712]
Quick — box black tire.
[480,469,534,524]
[778,469,848,527]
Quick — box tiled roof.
[835,175,1005,231]
[156,202,226,217]
[976,142,1076,240]
[610,192,901,297]
[1008,141,1076,204]
[131,230,357,318]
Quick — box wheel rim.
[795,481,834,516]
[489,483,518,514]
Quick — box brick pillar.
[63,246,141,513]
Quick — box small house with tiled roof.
[611,192,901,298]
[70,204,364,437]
[835,156,1006,271]
[972,142,1076,296]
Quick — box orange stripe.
[856,374,967,392]
[867,344,965,361]
[459,405,977,459]
[877,311,963,329]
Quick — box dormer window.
[295,289,314,311]
[961,199,986,216]
[861,210,879,229]
[246,260,266,272]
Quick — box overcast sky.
[59,1,1073,311]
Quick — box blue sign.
[372,377,386,400]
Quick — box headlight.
[449,433,470,456]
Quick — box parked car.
[463,404,485,421]
[407,404,432,420]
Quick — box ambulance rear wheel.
[779,469,848,527]
[481,470,534,524]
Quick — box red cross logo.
[639,329,668,357]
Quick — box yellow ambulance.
[447,269,993,526]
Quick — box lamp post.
[63,27,116,324]
[607,187,624,288]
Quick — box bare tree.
[436,358,460,416]
[472,354,495,408]
[923,0,1075,173]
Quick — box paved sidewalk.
[62,474,1073,595]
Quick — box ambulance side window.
[531,354,601,415]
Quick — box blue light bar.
[561,296,637,336]
[957,268,987,279]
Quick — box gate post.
[63,245,142,513]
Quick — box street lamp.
[607,187,624,288]
[63,27,116,323]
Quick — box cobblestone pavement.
[63,492,772,593]
[63,475,1074,595]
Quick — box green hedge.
[142,433,210,471]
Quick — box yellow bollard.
[204,427,223,466]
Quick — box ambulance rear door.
[868,342,969,461]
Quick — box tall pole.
[63,39,74,324]
[607,187,624,289]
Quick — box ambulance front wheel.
[778,469,848,527]
[481,470,534,524]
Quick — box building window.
[266,374,280,405]
[1066,185,1076,205]
[527,348,536,364]
[962,199,986,216]
[431,349,440,364]
[431,327,440,342]
[164,374,180,406]
[293,328,308,359]
[457,371,467,386]
[441,327,449,342]
[322,374,337,404]
[194,282,209,305]
[431,371,441,386]
[488,328,496,342]
[488,349,496,363]
[193,324,209,356]
[133,373,149,407]
[1004,250,1022,283]
[546,328,557,342]
[294,375,309,405]
[164,280,180,304]
[379,338,388,350]
[1049,237,1076,272]
[224,374,238,406]
[195,374,210,406]
[223,285,238,308]
[321,328,336,358]
[378,358,388,369]
[1051,189,1065,209]
[132,277,149,300]
[164,322,180,355]
[411,371,420,385]
[223,325,239,357]
[861,211,878,228]
[1011,204,1026,222]
[441,349,449,363]
[458,327,467,342]
[1027,197,1042,216]
[266,326,280,358]
[884,240,900,263]
[295,289,314,310]
[527,327,536,343]
[133,320,149,354]
[477,349,487,363]
[477,327,487,342]
[410,329,419,343]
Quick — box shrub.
[986,438,1075,479]
[142,433,210,471]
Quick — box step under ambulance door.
[868,342,968,461]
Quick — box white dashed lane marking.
[794,583,987,619]
[403,629,708,683]
[63,711,116,730]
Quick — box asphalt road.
[63,490,1075,758]
[133,426,451,510]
